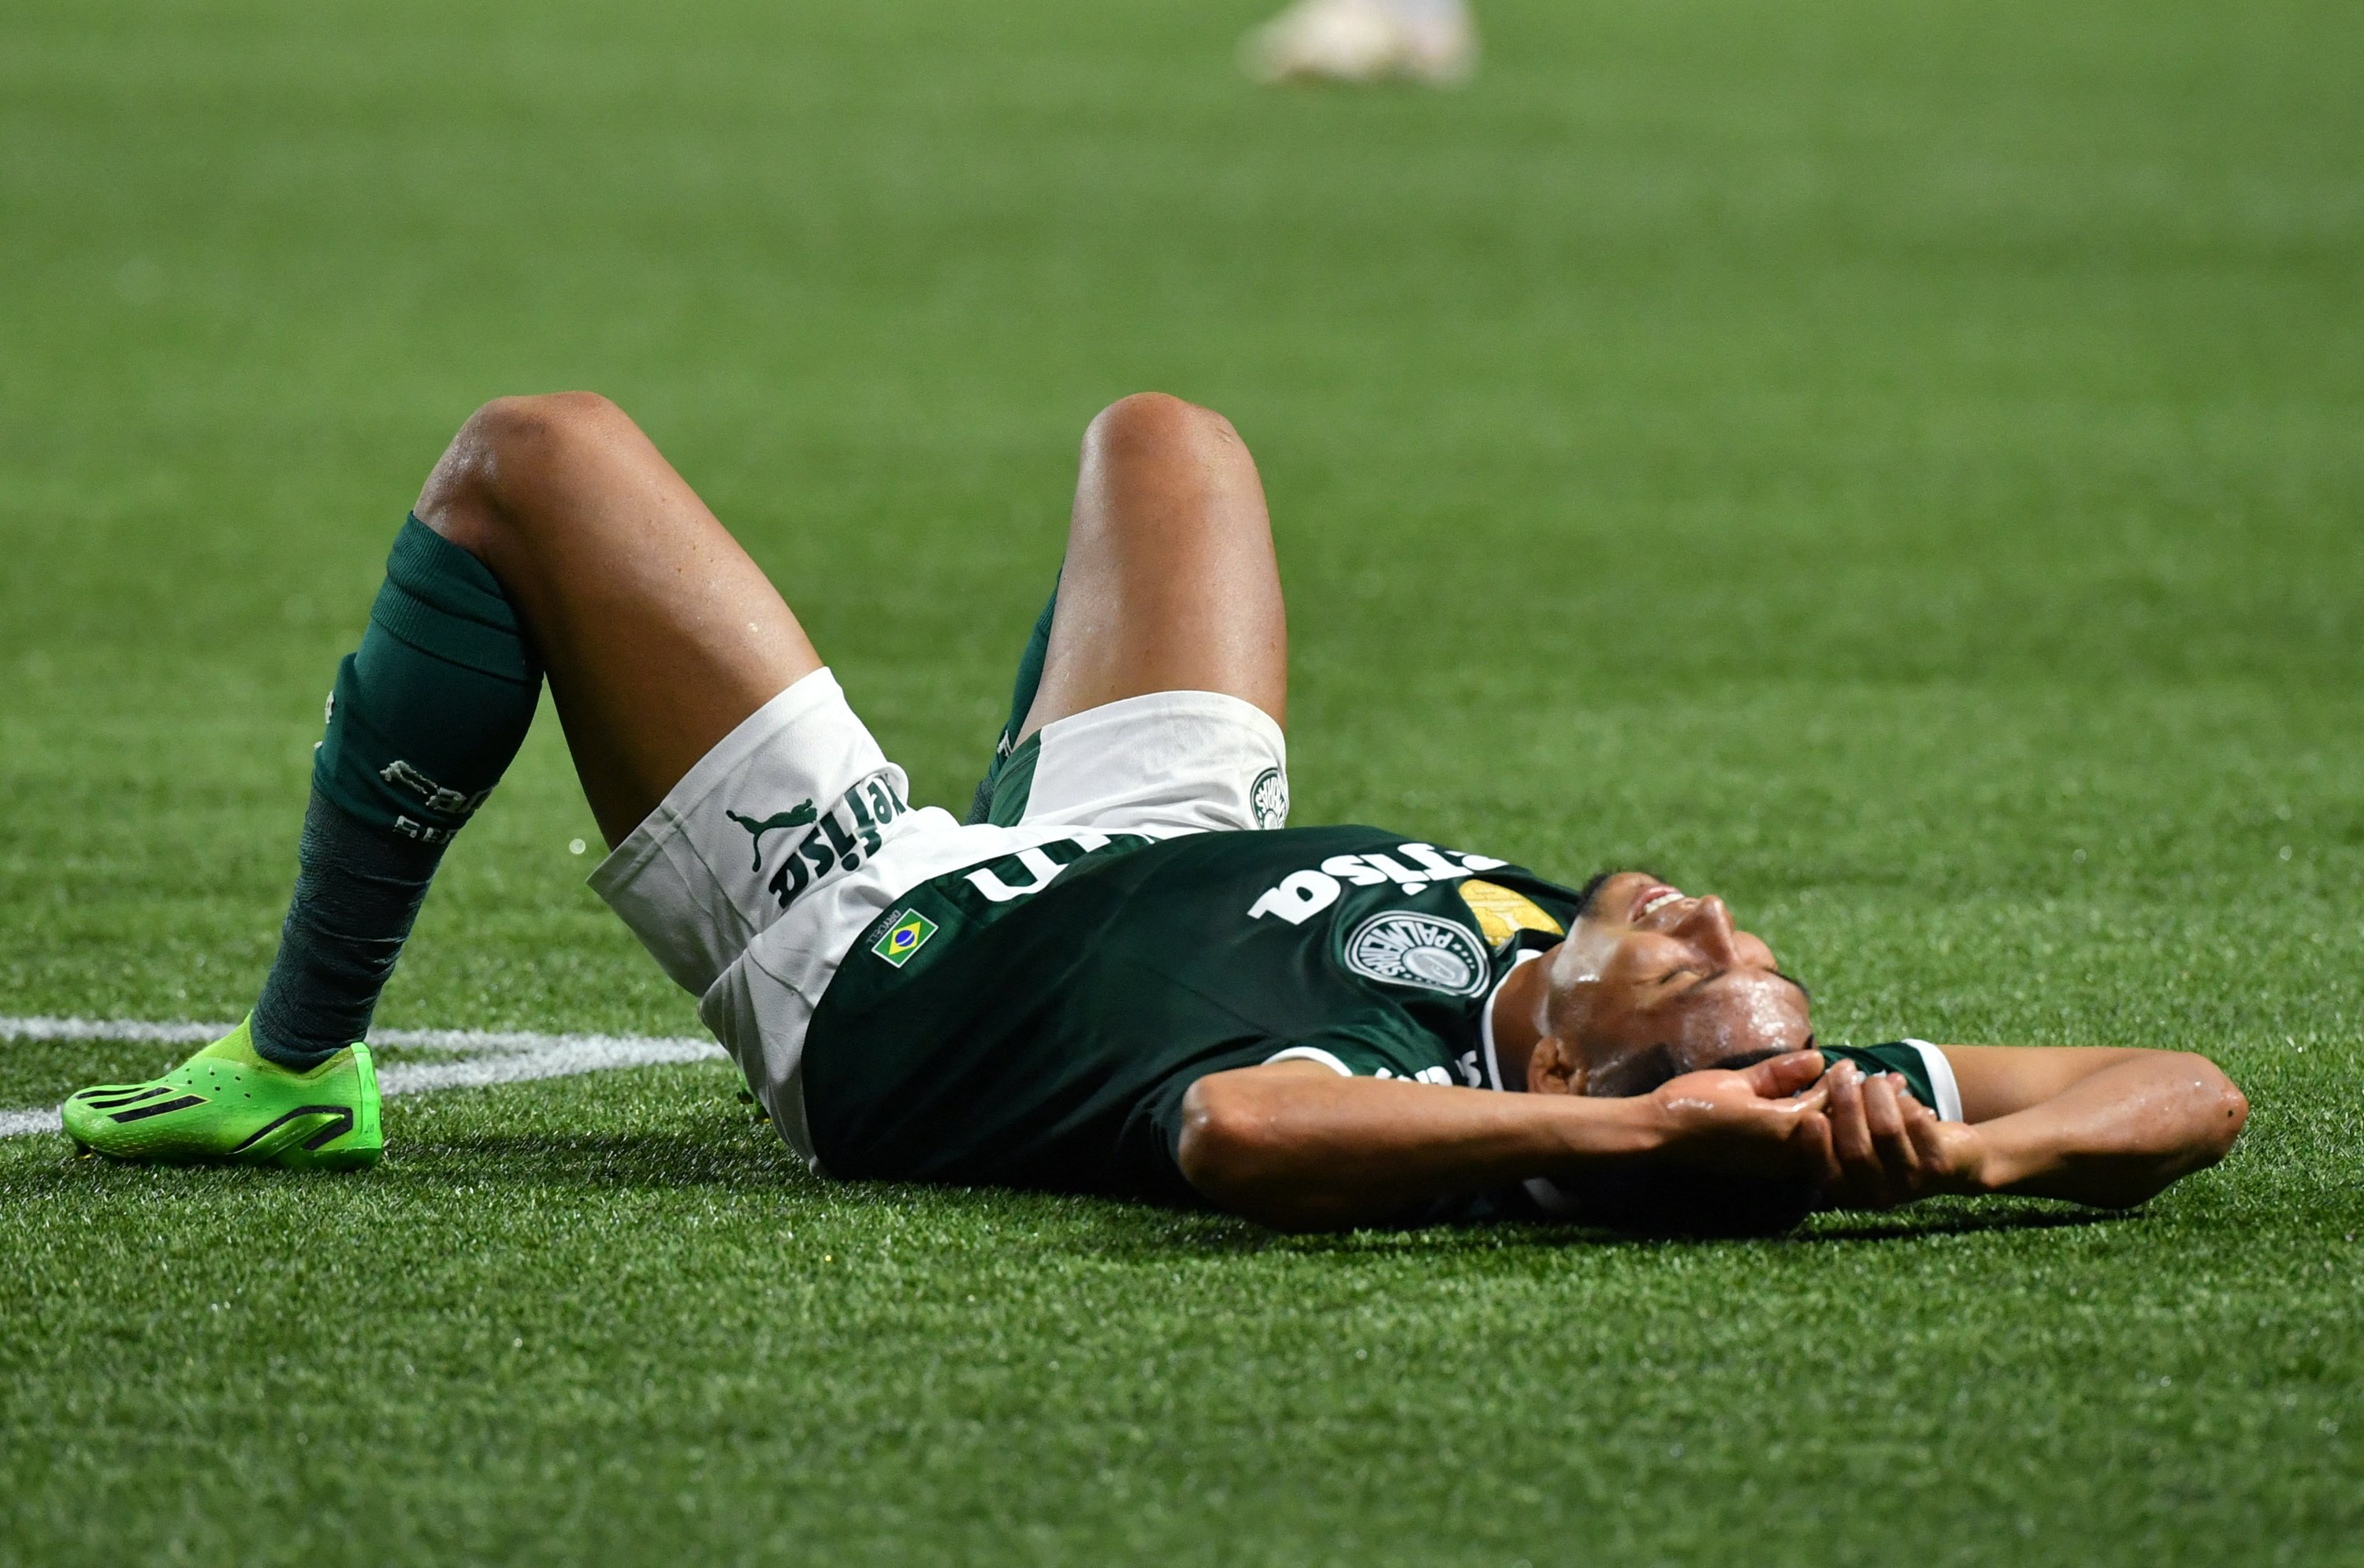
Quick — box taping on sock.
[313,515,543,844]
[252,516,543,1065]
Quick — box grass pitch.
[3,0,2362,1562]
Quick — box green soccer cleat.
[61,1016,382,1171]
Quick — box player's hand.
[1647,1051,1836,1181]
[1901,1096,1991,1197]
[1817,1060,1990,1208]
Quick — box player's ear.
[1527,1035,1584,1097]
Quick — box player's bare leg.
[63,390,819,1165]
[416,392,823,849]
[1020,392,1287,738]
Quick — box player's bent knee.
[1085,391,1244,467]
[417,392,635,553]
[468,391,633,480]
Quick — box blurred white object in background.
[1240,0,1478,87]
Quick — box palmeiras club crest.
[1250,767,1289,830]
[1343,912,1489,997]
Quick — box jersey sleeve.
[1821,1040,1963,1120]
[1260,1014,1474,1088]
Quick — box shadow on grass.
[1046,1196,2143,1262]
[4,1120,2137,1264]
[392,1128,815,1191]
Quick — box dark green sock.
[251,516,543,1067]
[967,575,1059,825]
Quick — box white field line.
[0,1016,724,1139]
[375,1036,723,1093]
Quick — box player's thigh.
[1020,393,1286,741]
[417,392,823,845]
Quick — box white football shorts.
[589,667,1289,1169]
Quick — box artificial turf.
[2,0,2360,1562]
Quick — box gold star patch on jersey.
[1458,879,1563,949]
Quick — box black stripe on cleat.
[106,1094,208,1123]
[231,1106,355,1154]
[80,1086,173,1109]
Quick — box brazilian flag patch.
[871,908,939,968]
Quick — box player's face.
[1544,871,1812,1094]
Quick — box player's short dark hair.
[1571,869,1620,917]
[1562,1042,1817,1238]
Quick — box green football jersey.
[801,826,1957,1213]
[802,825,1582,1203]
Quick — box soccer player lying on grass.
[61,392,2251,1232]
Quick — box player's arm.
[1932,1044,2247,1207]
[1176,1053,1838,1231]
[1827,1046,2249,1211]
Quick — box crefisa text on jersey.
[764,772,911,909]
[1247,843,1507,924]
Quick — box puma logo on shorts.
[726,801,819,871]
